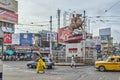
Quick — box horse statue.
[68,14,84,33]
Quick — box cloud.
[16,0,120,42]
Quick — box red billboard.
[4,33,12,45]
[0,9,18,23]
[58,28,83,44]
[58,28,72,45]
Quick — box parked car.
[27,57,54,69]
[95,55,120,71]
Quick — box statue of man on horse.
[68,13,84,33]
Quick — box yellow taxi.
[95,55,120,71]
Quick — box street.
[3,61,120,80]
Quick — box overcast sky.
[16,0,120,43]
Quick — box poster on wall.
[20,34,32,46]
[4,33,12,45]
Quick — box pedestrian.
[36,57,46,74]
[71,55,76,68]
[74,54,78,67]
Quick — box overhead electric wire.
[105,0,120,12]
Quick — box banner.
[0,9,18,23]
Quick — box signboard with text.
[0,9,18,23]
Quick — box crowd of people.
[2,53,37,61]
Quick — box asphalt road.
[3,61,120,80]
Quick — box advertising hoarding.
[20,33,41,47]
[32,34,41,47]
[20,34,32,46]
[85,39,96,48]
[0,0,18,12]
[0,9,18,23]
[58,28,72,45]
[12,33,20,44]
[99,28,111,36]
[4,33,12,45]
[42,30,57,42]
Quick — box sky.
[15,0,120,43]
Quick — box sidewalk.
[55,63,86,66]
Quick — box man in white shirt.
[71,55,76,68]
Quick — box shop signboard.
[1,26,14,33]
[0,9,18,23]
[0,0,18,12]
[66,43,83,57]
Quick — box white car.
[27,57,54,69]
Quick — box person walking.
[74,54,78,67]
[36,57,46,74]
[71,55,76,68]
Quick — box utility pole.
[83,10,86,64]
[57,9,61,30]
[57,9,61,47]
[50,16,53,58]
[63,11,67,27]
